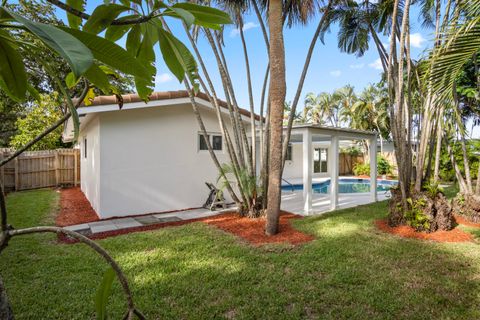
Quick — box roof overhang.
[63,96,259,142]
[285,124,377,140]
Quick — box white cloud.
[410,33,426,48]
[229,22,259,37]
[369,58,383,70]
[330,70,342,77]
[155,73,173,84]
[349,63,365,69]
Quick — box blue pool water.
[281,178,397,194]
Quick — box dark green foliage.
[404,197,430,230]
[377,155,392,175]
[353,162,370,176]
[439,139,480,182]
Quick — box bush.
[353,163,370,176]
[353,155,393,176]
[377,156,392,175]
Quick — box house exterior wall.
[93,103,243,218]
[80,116,101,213]
[282,141,332,180]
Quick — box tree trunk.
[0,275,13,320]
[238,16,257,176]
[281,0,333,168]
[459,129,473,193]
[265,0,286,236]
[433,107,444,182]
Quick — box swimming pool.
[281,178,397,194]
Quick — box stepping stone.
[64,223,90,232]
[153,212,182,219]
[113,218,142,229]
[90,222,118,234]
[157,216,182,223]
[134,215,160,225]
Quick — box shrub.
[353,163,370,176]
[377,156,392,175]
[405,197,430,230]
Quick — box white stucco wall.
[79,116,101,213]
[282,141,332,180]
[88,103,243,218]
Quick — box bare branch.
[6,226,145,320]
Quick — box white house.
[63,91,255,219]
[64,91,379,219]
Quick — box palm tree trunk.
[265,0,286,236]
[433,107,444,182]
[203,29,246,168]
[388,0,412,205]
[251,0,269,49]
[238,15,257,176]
[183,80,241,204]
[459,129,473,193]
[445,133,468,193]
[212,31,253,171]
[281,0,333,168]
[259,65,269,178]
[179,22,247,207]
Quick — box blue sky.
[55,2,436,114]
[57,2,480,137]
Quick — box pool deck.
[281,176,391,216]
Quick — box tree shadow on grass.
[2,199,480,319]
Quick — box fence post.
[14,156,19,191]
[54,150,60,187]
[74,149,78,186]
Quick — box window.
[212,135,222,151]
[199,133,222,151]
[313,148,328,173]
[285,144,293,161]
[83,137,87,159]
[199,134,209,151]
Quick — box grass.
[1,188,480,319]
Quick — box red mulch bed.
[56,187,313,246]
[56,187,99,227]
[454,215,480,228]
[59,212,314,246]
[375,219,473,243]
[203,212,314,246]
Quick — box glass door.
[313,148,328,173]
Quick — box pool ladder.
[282,178,295,192]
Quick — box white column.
[303,129,312,214]
[370,135,378,202]
[330,135,339,211]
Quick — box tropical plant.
[377,155,392,176]
[9,93,67,150]
[0,1,231,318]
[353,162,370,176]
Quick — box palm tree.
[265,0,287,235]
[429,0,480,195]
[317,92,340,126]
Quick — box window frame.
[285,144,293,161]
[83,137,87,159]
[198,132,223,152]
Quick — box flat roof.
[287,124,376,138]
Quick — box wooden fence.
[339,153,364,175]
[0,148,80,192]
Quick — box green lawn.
[1,189,480,319]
